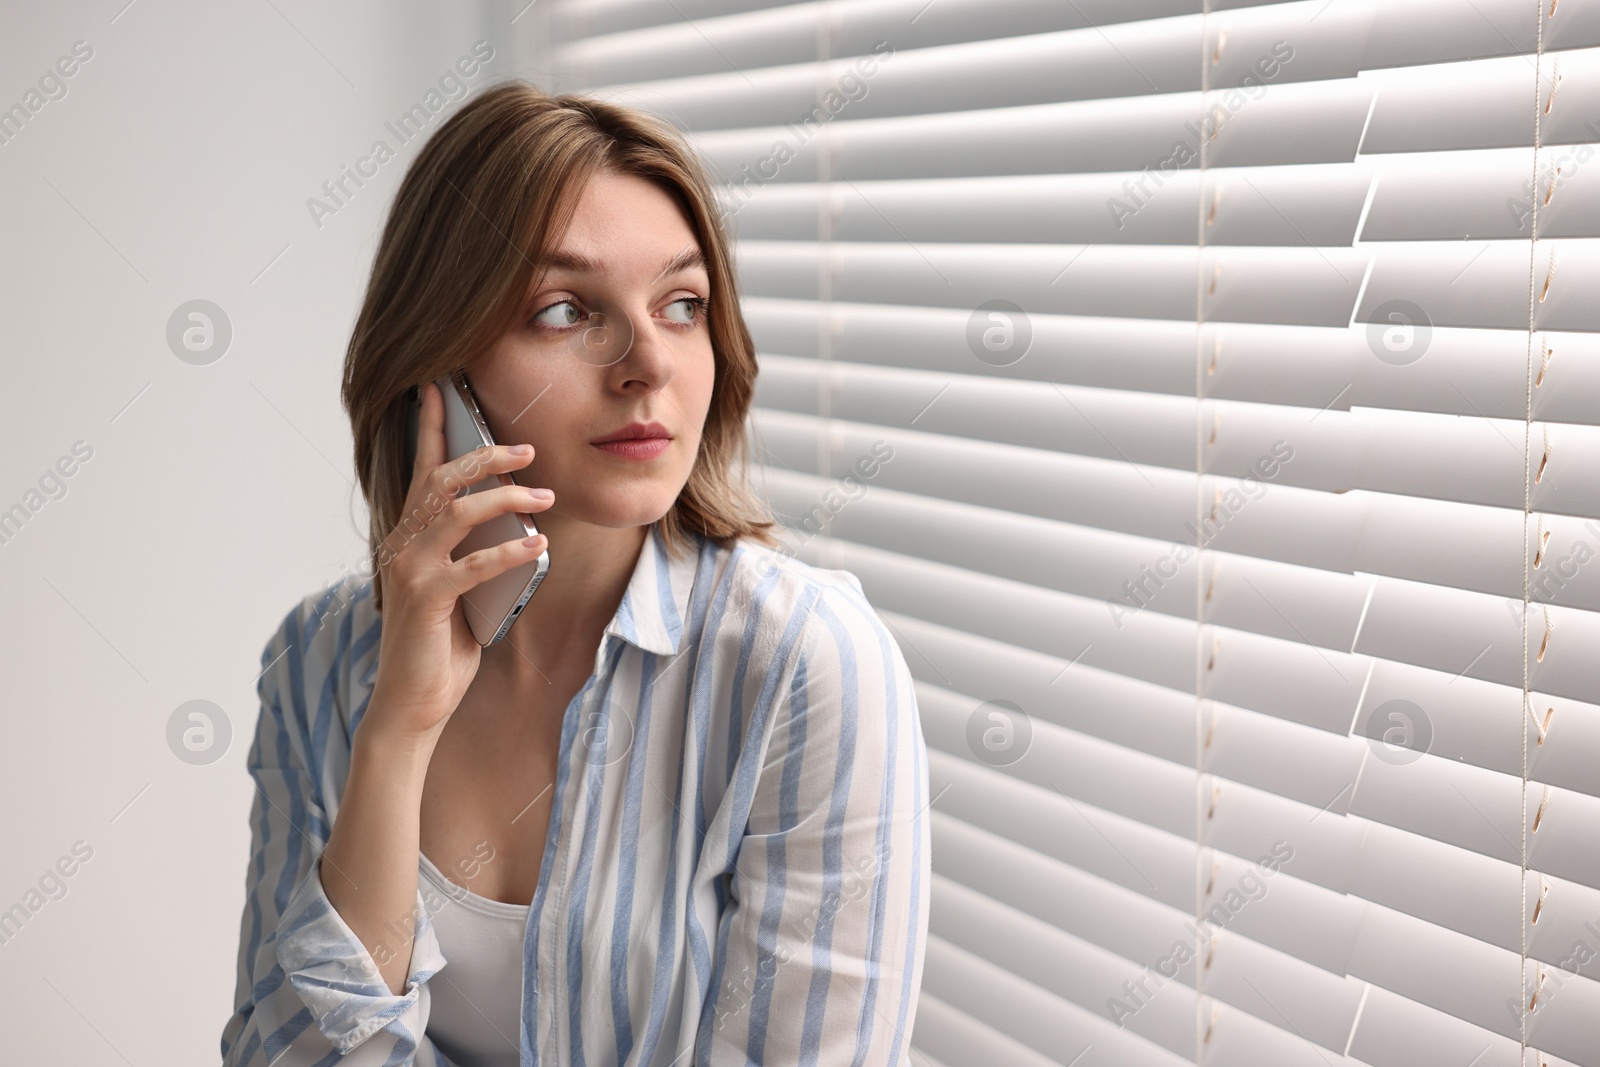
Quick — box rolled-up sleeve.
[220,595,456,1067]
[700,579,933,1066]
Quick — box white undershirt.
[418,851,528,1067]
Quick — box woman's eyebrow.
[653,246,706,280]
[537,246,706,281]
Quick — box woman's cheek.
[679,429,703,475]
[519,374,583,452]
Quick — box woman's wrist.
[351,705,440,784]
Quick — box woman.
[219,80,930,1067]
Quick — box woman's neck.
[478,516,650,689]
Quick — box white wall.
[0,1,546,1058]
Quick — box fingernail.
[510,444,533,455]
[527,487,553,501]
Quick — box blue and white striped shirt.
[219,526,931,1066]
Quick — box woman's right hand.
[363,379,554,744]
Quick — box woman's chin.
[553,496,680,534]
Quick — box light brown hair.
[341,79,778,611]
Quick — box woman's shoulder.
[253,572,380,744]
[705,540,918,734]
[709,538,893,661]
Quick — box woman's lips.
[592,437,671,460]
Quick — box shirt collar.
[601,522,700,657]
[356,523,700,695]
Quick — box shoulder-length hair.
[342,79,777,611]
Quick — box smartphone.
[403,371,549,646]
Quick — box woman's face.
[466,169,716,532]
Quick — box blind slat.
[922,684,1196,839]
[1203,700,1365,811]
[1347,903,1522,1041]
[927,747,1194,911]
[905,988,1066,1067]
[1358,142,1600,243]
[1356,575,1600,701]
[687,83,1371,183]
[894,617,1197,767]
[922,933,1189,1067]
[1347,983,1520,1067]
[1358,238,1600,333]
[932,820,1361,1063]
[745,300,1203,395]
[598,22,1201,123]
[815,541,1198,692]
[754,413,1202,543]
[929,873,1198,1061]
[724,169,1368,246]
[1204,934,1365,1058]
[751,311,1600,426]
[553,0,1198,67]
[734,242,1370,325]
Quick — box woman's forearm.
[318,712,438,995]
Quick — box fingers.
[433,443,535,505]
[450,529,548,589]
[412,380,446,488]
[384,457,549,569]
[415,481,553,557]
[386,378,547,581]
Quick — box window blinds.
[525,1,1600,1064]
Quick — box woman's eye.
[531,300,583,330]
[665,297,709,326]
[531,296,707,332]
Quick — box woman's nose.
[600,305,675,390]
